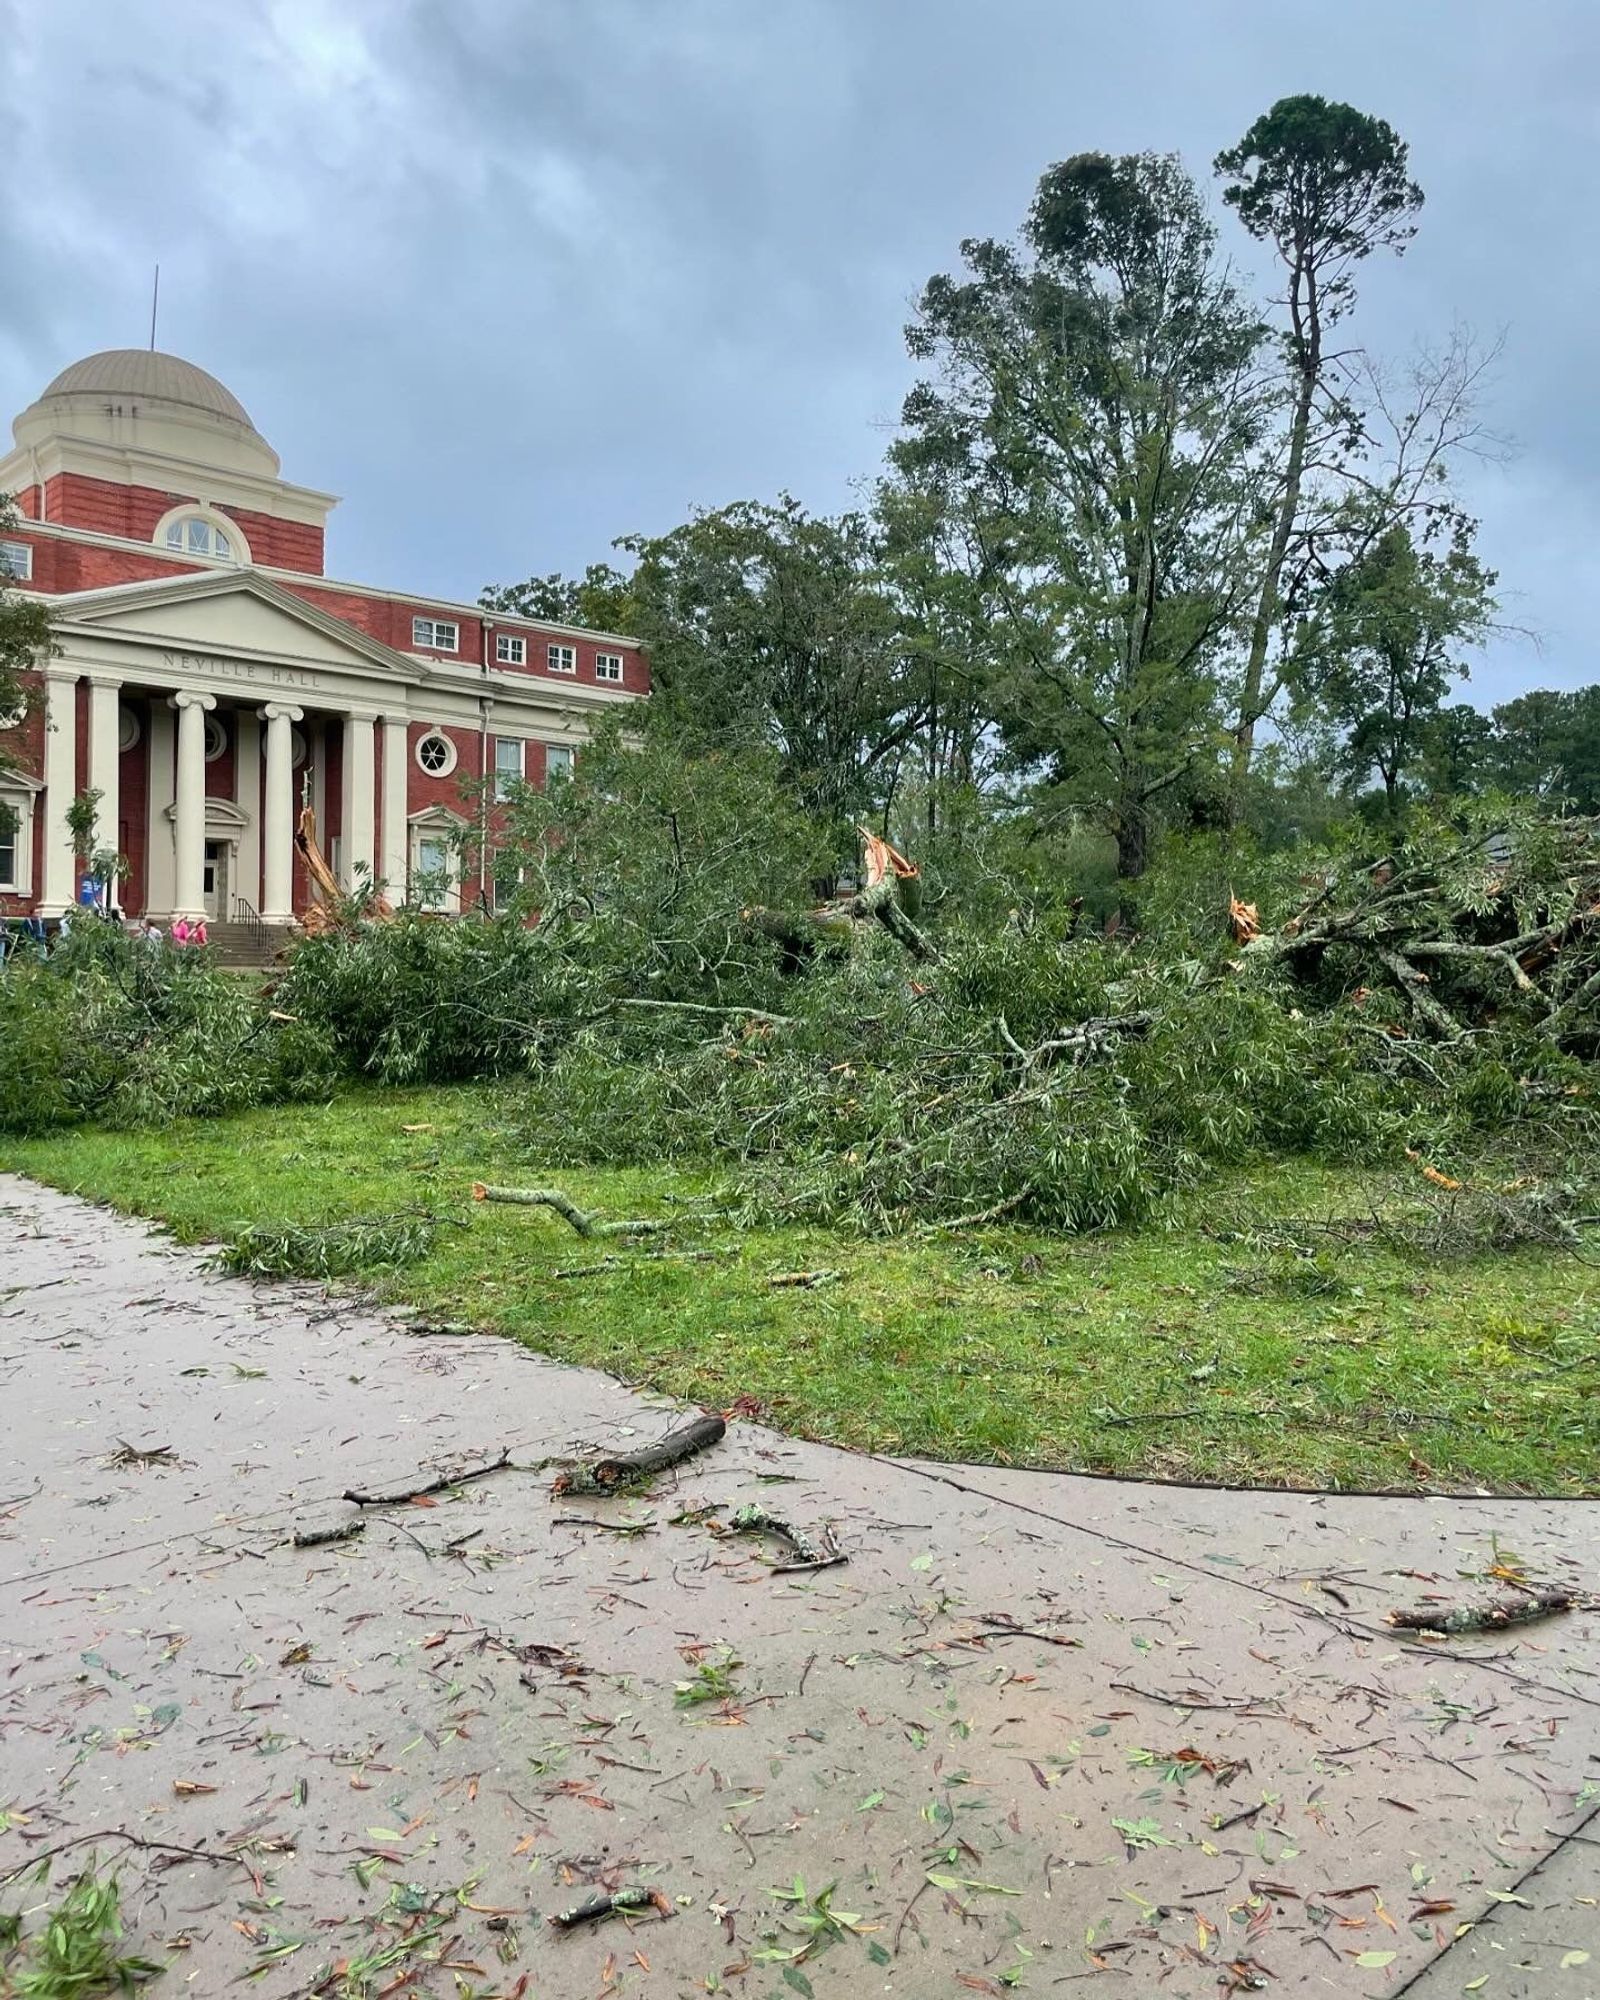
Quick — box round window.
[415,731,457,777]
[291,726,308,767]
[118,703,142,753]
[203,714,228,762]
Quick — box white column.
[87,677,121,891]
[260,703,303,924]
[39,668,78,916]
[380,714,408,898]
[147,700,176,916]
[341,710,377,889]
[234,707,261,914]
[170,691,215,922]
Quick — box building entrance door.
[202,840,229,920]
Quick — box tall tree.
[618,498,925,839]
[1417,701,1496,799]
[873,474,998,839]
[1491,685,1600,810]
[479,562,636,633]
[1215,95,1424,797]
[1307,524,1493,818]
[894,150,1269,879]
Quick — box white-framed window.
[495,634,526,665]
[492,848,522,909]
[547,644,576,675]
[545,744,575,784]
[409,819,459,912]
[203,714,227,763]
[412,617,460,652]
[0,804,19,889]
[493,737,524,800]
[0,540,32,581]
[0,788,34,892]
[594,651,624,683]
[415,730,458,777]
[163,514,234,561]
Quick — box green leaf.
[856,1791,884,1812]
[1354,1950,1395,1968]
[866,1943,891,1966]
[910,1552,934,1572]
[1562,1951,1591,1970]
[782,1969,815,1999]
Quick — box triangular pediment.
[51,570,428,684]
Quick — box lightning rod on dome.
[149,265,160,352]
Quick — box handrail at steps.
[231,897,276,958]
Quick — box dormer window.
[157,509,241,562]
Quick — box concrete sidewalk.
[1,1172,1596,1997]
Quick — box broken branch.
[292,1517,366,1547]
[553,1412,726,1495]
[472,1183,666,1238]
[1389,1585,1579,1635]
[547,1886,672,1930]
[724,1502,846,1572]
[343,1447,512,1506]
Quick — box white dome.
[41,350,258,429]
[15,348,281,478]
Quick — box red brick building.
[0,349,647,925]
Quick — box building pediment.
[162,795,252,829]
[49,570,428,688]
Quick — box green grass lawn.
[4,1084,1596,1494]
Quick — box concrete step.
[201,921,296,968]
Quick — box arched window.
[154,507,248,563]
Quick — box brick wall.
[0,684,45,916]
[282,582,650,693]
[37,473,324,574]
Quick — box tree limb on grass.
[472,1184,666,1238]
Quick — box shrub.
[0,926,336,1134]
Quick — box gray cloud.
[4,0,1594,702]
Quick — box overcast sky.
[3,1,1594,703]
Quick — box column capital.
[171,690,217,713]
[42,664,80,684]
[260,702,304,724]
[87,673,124,691]
[342,707,383,725]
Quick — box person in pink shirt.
[190,917,209,948]
[171,916,191,947]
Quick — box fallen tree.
[1237,815,1600,1047]
[743,830,935,967]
